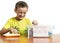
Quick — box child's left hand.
[32,20,38,25]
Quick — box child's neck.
[15,17,22,21]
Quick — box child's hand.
[32,20,38,25]
[10,28,19,34]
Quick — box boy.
[0,1,32,36]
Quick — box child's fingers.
[12,29,18,34]
[10,28,19,34]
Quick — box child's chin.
[19,17,24,19]
[19,18,23,20]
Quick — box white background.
[0,0,60,34]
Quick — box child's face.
[15,7,28,20]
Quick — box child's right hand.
[10,28,19,34]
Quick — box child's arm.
[0,28,19,35]
[0,28,10,35]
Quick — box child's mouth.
[19,15,25,18]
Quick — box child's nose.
[21,13,24,16]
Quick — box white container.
[33,25,53,37]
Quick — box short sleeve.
[3,19,12,29]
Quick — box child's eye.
[24,12,26,14]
